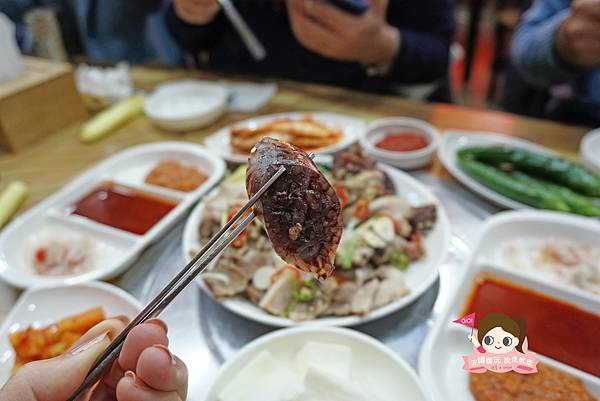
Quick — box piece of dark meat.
[246,137,342,280]
[333,144,377,176]
[409,204,437,235]
[334,145,395,194]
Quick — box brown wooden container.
[0,57,87,152]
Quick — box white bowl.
[0,281,142,387]
[581,128,600,175]
[145,80,227,131]
[205,326,429,401]
[359,117,439,169]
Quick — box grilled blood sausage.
[246,137,342,279]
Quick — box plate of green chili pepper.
[440,131,600,217]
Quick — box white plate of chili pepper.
[441,130,600,216]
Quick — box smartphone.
[325,0,370,14]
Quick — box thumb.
[0,319,125,401]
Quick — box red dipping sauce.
[375,132,429,152]
[72,183,177,235]
[464,274,600,377]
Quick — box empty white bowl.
[205,326,428,401]
[144,80,227,131]
[581,128,600,175]
[360,117,439,169]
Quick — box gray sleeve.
[510,0,581,88]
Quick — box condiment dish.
[360,117,439,169]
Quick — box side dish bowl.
[359,117,439,169]
[205,326,429,401]
[0,281,142,387]
[144,80,228,131]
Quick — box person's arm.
[384,0,454,84]
[511,0,581,88]
[164,1,225,54]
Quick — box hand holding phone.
[288,0,400,66]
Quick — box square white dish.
[0,281,142,387]
[0,142,225,288]
[419,210,600,401]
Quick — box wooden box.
[0,57,87,152]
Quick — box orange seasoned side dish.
[9,307,105,370]
[145,160,208,192]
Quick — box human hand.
[0,318,188,401]
[555,0,600,68]
[287,0,401,66]
[173,0,221,25]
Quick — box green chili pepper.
[458,146,600,197]
[389,250,410,271]
[511,171,600,217]
[457,154,571,212]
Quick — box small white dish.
[0,142,225,288]
[205,326,429,401]
[419,210,600,401]
[183,160,450,327]
[360,117,439,169]
[0,281,142,387]
[145,80,228,131]
[581,128,600,175]
[439,130,558,209]
[204,112,364,164]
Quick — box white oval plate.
[205,326,429,401]
[419,210,600,401]
[204,112,364,164]
[183,162,450,327]
[438,130,559,210]
[581,128,600,175]
[0,142,225,288]
[0,281,142,387]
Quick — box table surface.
[0,66,589,208]
[0,66,593,401]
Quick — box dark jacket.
[165,0,454,93]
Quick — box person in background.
[0,0,182,65]
[0,319,187,401]
[75,0,181,65]
[165,0,454,99]
[510,0,600,125]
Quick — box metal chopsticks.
[217,0,266,61]
[66,165,286,401]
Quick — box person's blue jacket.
[165,0,454,94]
[76,0,181,65]
[511,0,600,124]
